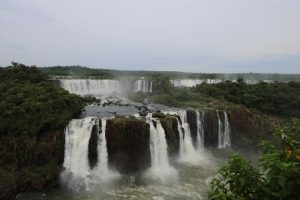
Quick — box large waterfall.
[62,117,118,190]
[134,79,152,93]
[60,78,153,96]
[63,117,95,183]
[177,110,200,163]
[196,111,205,151]
[217,111,231,148]
[60,79,123,96]
[147,116,177,182]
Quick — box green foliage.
[195,80,300,117]
[0,62,47,83]
[40,65,114,79]
[0,63,84,136]
[209,121,300,200]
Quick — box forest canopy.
[0,63,84,136]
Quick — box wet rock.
[31,177,45,190]
[139,111,148,117]
[203,111,219,148]
[106,118,151,174]
[152,112,165,118]
[160,115,180,160]
[88,124,98,169]
[186,110,197,148]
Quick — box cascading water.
[170,79,222,87]
[196,111,205,151]
[134,79,153,93]
[62,117,118,191]
[224,111,231,147]
[217,111,231,148]
[62,117,96,189]
[147,116,177,182]
[177,110,200,163]
[92,118,117,181]
[60,79,123,96]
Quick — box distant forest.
[39,65,300,82]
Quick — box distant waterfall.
[170,79,222,87]
[62,117,117,190]
[60,79,123,96]
[147,116,177,182]
[134,79,153,93]
[217,111,231,148]
[196,111,205,151]
[177,110,199,162]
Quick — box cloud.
[0,0,300,73]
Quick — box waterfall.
[196,111,205,151]
[93,118,114,180]
[134,79,152,93]
[170,79,222,87]
[217,111,231,148]
[60,79,123,96]
[63,117,95,179]
[224,111,231,147]
[62,117,118,190]
[149,120,170,169]
[177,110,200,162]
[147,116,177,182]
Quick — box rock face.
[201,111,219,148]
[227,108,278,150]
[160,115,180,160]
[0,131,64,200]
[105,117,151,173]
[186,110,198,148]
[88,124,98,169]
[0,107,279,199]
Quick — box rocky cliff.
[0,108,280,199]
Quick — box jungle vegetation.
[0,63,84,136]
[209,121,300,200]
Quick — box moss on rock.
[160,115,180,160]
[106,117,151,173]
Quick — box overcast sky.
[0,0,300,73]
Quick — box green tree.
[209,121,300,200]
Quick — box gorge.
[1,65,292,200]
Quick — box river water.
[16,149,258,200]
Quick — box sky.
[0,0,300,73]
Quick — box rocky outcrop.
[202,111,219,148]
[105,117,151,173]
[88,124,98,169]
[0,131,64,200]
[160,115,180,160]
[186,110,198,148]
[227,108,278,150]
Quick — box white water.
[134,78,153,93]
[60,79,123,96]
[60,78,152,95]
[170,79,222,87]
[62,117,118,190]
[62,117,96,188]
[217,111,231,148]
[147,116,177,183]
[92,119,119,182]
[224,112,231,147]
[177,110,200,163]
[196,111,205,151]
